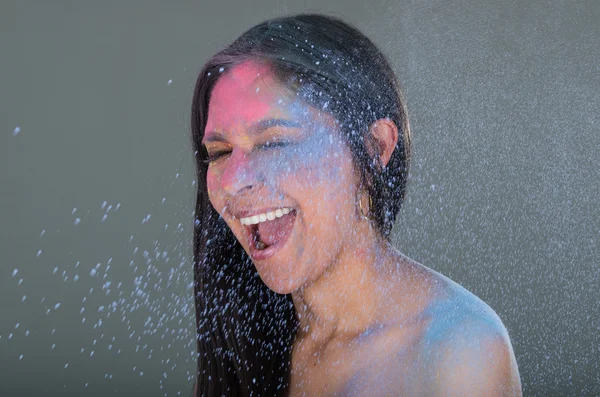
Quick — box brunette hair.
[190,13,411,396]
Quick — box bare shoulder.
[345,265,522,396]
[414,280,523,396]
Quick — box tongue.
[257,212,295,247]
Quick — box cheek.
[258,135,353,190]
[206,169,223,208]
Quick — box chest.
[287,341,359,397]
[287,324,425,397]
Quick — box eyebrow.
[203,119,302,144]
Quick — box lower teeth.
[256,241,267,250]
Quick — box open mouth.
[241,208,297,260]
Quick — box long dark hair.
[190,13,411,396]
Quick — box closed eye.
[258,140,291,150]
[203,150,231,164]
[203,140,293,165]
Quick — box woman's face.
[203,61,362,294]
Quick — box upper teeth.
[240,208,292,225]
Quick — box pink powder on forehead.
[223,60,273,88]
[206,61,286,133]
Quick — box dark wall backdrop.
[1,1,598,396]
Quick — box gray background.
[1,0,598,396]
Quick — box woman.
[190,14,521,396]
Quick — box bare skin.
[288,250,522,396]
[203,60,522,396]
[289,247,433,396]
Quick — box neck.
[290,220,401,343]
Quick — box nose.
[219,148,261,196]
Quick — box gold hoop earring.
[359,194,372,219]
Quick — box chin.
[253,265,303,295]
[265,283,295,295]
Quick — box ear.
[366,118,398,169]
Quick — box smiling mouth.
[242,208,296,257]
[240,207,293,226]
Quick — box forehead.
[205,61,295,133]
